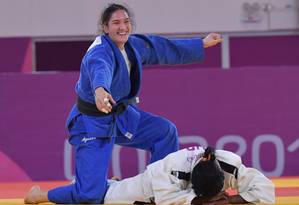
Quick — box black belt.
[77,96,139,116]
[171,171,191,181]
[218,160,238,179]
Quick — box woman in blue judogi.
[24,3,222,204]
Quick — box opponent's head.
[191,146,224,198]
[99,3,134,49]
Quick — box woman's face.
[104,9,132,49]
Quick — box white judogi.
[104,146,275,205]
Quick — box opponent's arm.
[227,195,248,204]
[191,192,248,205]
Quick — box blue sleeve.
[131,34,205,65]
[85,46,114,93]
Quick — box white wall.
[0,0,298,37]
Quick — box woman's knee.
[71,179,107,204]
[73,189,105,204]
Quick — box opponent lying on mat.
[25,146,275,204]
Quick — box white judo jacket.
[105,146,275,205]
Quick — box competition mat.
[0,177,298,204]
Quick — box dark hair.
[191,146,224,198]
[98,3,134,34]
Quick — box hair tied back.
[203,146,216,161]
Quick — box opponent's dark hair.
[98,3,134,34]
[191,146,224,198]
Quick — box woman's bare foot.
[24,185,49,204]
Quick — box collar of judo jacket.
[103,34,142,99]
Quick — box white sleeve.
[237,164,275,204]
[151,172,196,205]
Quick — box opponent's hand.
[94,87,116,113]
[203,33,222,48]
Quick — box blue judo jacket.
[66,34,205,140]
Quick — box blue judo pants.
[48,109,179,204]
